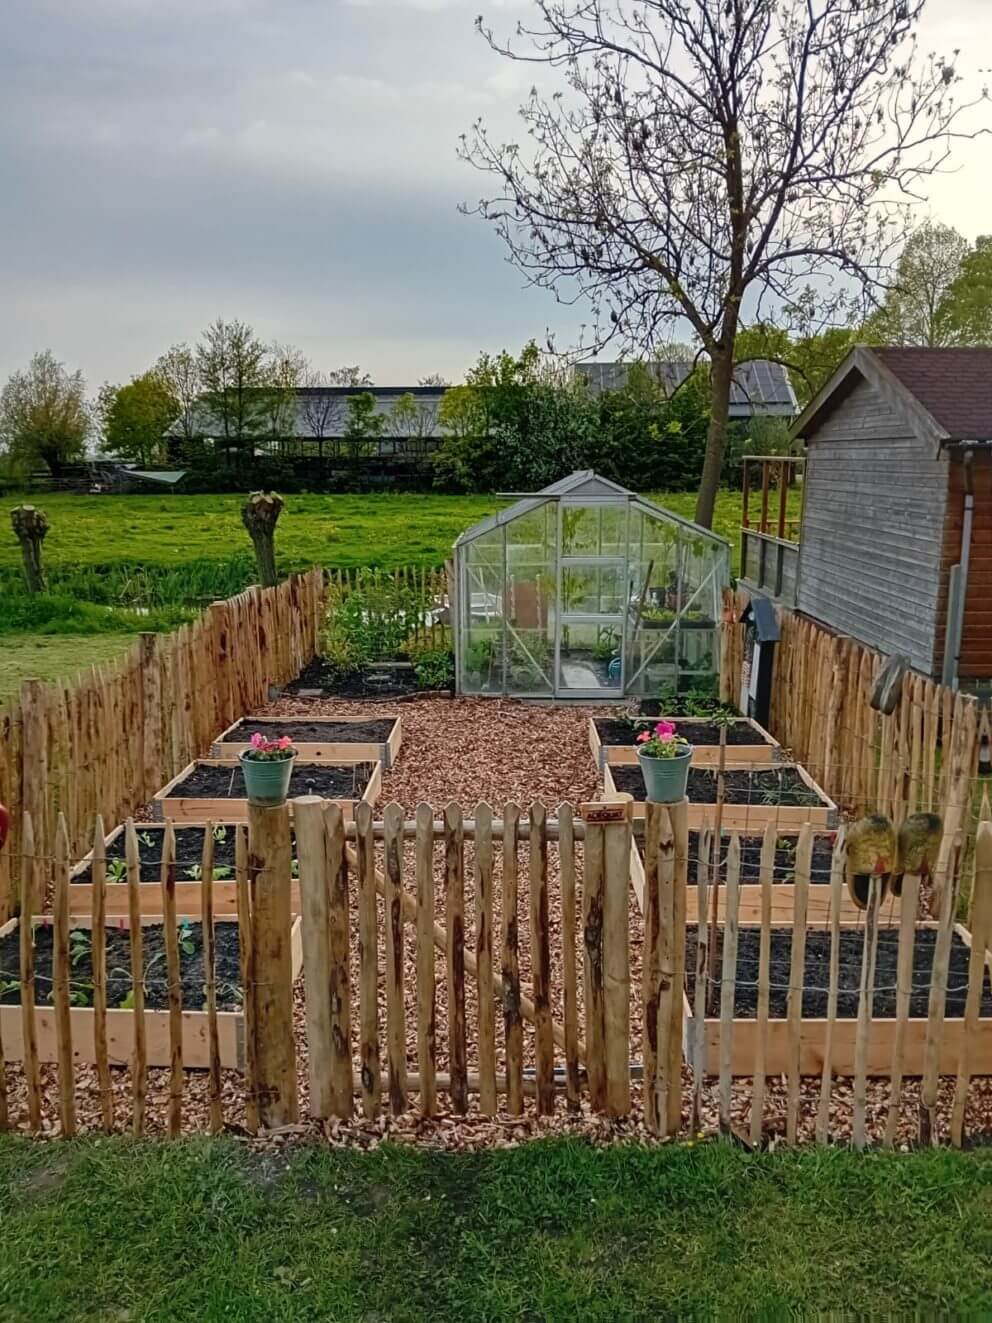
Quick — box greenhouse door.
[555,503,628,696]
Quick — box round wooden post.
[247,801,298,1128]
[10,504,49,594]
[241,491,284,589]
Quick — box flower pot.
[239,754,296,806]
[636,747,692,803]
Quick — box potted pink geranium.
[239,731,298,806]
[635,720,693,803]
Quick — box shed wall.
[796,375,949,676]
[937,451,992,681]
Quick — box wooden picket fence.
[8,794,992,1149]
[0,570,325,924]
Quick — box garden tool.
[846,813,896,910]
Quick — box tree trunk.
[241,491,284,588]
[694,349,736,530]
[10,505,50,594]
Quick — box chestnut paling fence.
[0,569,325,923]
[6,796,992,1149]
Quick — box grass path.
[0,634,137,704]
[1,1135,991,1320]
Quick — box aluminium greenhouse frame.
[453,471,731,701]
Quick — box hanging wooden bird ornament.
[846,813,896,910]
[891,812,943,896]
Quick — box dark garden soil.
[594,717,768,748]
[638,830,836,885]
[612,764,826,807]
[684,926,992,1020]
[282,658,425,700]
[169,762,373,800]
[220,718,396,744]
[71,824,267,885]
[0,921,244,1011]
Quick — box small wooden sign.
[580,801,631,825]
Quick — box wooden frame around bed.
[210,714,403,769]
[588,715,781,770]
[152,759,382,824]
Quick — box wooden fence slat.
[235,825,258,1134]
[90,815,113,1133]
[951,819,992,1146]
[383,801,408,1116]
[643,802,673,1135]
[582,817,607,1113]
[200,822,222,1135]
[558,803,580,1112]
[667,799,688,1136]
[294,796,332,1118]
[52,815,74,1136]
[786,825,812,1145]
[852,876,881,1151]
[530,801,555,1117]
[718,834,741,1136]
[474,802,497,1116]
[355,800,381,1120]
[445,801,468,1115]
[750,822,776,1147]
[883,872,920,1146]
[920,841,960,1146]
[125,820,147,1136]
[816,827,846,1144]
[19,814,41,1133]
[691,822,710,1134]
[415,802,437,1117]
[501,803,523,1116]
[602,800,631,1118]
[325,802,354,1121]
[160,822,182,1137]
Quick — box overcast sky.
[1,0,989,389]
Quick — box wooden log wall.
[720,587,981,824]
[0,568,325,921]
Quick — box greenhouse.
[453,471,731,700]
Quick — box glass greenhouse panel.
[560,504,627,557]
[558,621,622,692]
[459,525,505,695]
[561,562,625,615]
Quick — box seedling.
[139,832,156,849]
[69,928,92,967]
[178,923,196,956]
[185,864,203,881]
[212,825,228,845]
[212,866,232,880]
[107,858,128,883]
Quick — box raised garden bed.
[211,715,402,769]
[280,657,443,700]
[684,923,992,1077]
[69,822,302,918]
[605,762,837,829]
[153,760,381,824]
[589,715,779,769]
[627,829,865,924]
[0,914,302,1069]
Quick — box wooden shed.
[740,346,992,688]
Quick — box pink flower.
[636,731,651,743]
[250,732,265,749]
[655,720,676,739]
[277,735,292,750]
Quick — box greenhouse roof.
[453,470,731,550]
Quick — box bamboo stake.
[89,815,113,1132]
[201,822,222,1135]
[558,803,580,1112]
[125,820,147,1136]
[383,801,408,1116]
[52,815,74,1136]
[160,822,182,1137]
[445,801,468,1115]
[501,802,523,1115]
[415,802,437,1117]
[235,826,258,1134]
[786,825,812,1145]
[355,801,381,1119]
[718,834,741,1136]
[474,801,497,1116]
[18,814,41,1133]
[852,875,881,1151]
[884,873,920,1147]
[530,802,556,1116]
[750,822,775,1148]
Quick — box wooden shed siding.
[796,376,949,676]
[937,451,992,680]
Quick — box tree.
[97,372,178,467]
[0,350,90,475]
[341,392,385,475]
[418,373,450,387]
[196,318,272,462]
[241,491,284,587]
[862,222,971,346]
[328,366,373,387]
[943,235,992,345]
[299,368,343,454]
[462,0,982,527]
[263,342,308,439]
[10,504,49,594]
[155,344,202,447]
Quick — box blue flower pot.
[636,747,692,804]
[239,754,296,806]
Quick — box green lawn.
[0,634,138,704]
[0,488,771,574]
[0,1136,990,1320]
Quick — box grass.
[0,1135,991,1320]
[0,635,138,704]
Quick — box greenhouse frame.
[453,471,732,700]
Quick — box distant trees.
[155,344,201,447]
[0,350,90,475]
[864,224,992,348]
[97,372,178,467]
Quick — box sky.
[1,0,989,390]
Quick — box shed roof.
[792,345,992,446]
[575,359,799,417]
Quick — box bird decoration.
[846,813,896,910]
[891,812,943,897]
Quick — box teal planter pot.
[239,754,296,806]
[637,747,692,804]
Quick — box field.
[1,1135,991,1320]
[0,634,137,705]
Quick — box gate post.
[247,801,298,1127]
[643,798,689,1136]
